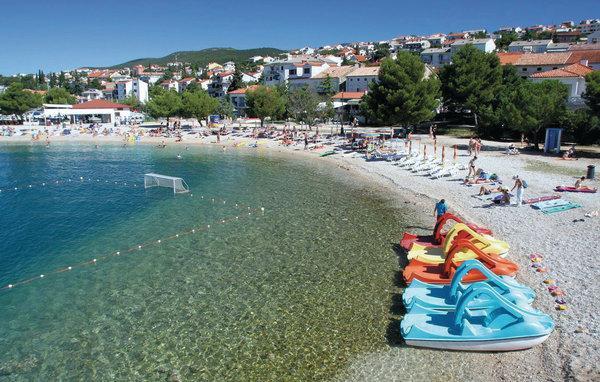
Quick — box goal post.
[144,173,190,194]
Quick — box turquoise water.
[0,143,411,380]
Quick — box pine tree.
[228,68,244,92]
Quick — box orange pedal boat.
[403,239,519,285]
[400,213,492,251]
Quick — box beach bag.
[490,173,498,181]
[522,180,528,188]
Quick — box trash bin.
[587,165,596,180]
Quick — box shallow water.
[0,143,412,381]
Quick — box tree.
[246,85,286,127]
[0,83,43,116]
[45,87,76,104]
[144,89,183,118]
[215,96,235,118]
[88,78,102,90]
[319,99,336,122]
[320,74,336,97]
[495,31,519,50]
[371,43,391,62]
[48,73,58,88]
[37,70,46,88]
[120,95,142,110]
[181,89,219,121]
[361,53,440,126]
[69,71,84,95]
[507,80,568,148]
[439,44,503,133]
[583,71,600,118]
[228,68,244,92]
[286,86,320,127]
[58,72,67,88]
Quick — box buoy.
[207,225,210,228]
[80,177,83,180]
[8,284,13,288]
[92,259,97,263]
[192,229,195,233]
[175,234,179,237]
[14,187,18,190]
[29,185,32,188]
[40,274,44,278]
[138,245,142,249]
[42,183,45,186]
[261,207,265,212]
[158,240,162,243]
[68,266,72,270]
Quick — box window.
[522,68,527,72]
[289,69,297,75]
[537,67,542,71]
[303,68,310,75]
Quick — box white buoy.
[176,234,179,238]
[138,245,142,249]
[207,225,210,228]
[223,201,226,204]
[236,216,239,219]
[8,284,13,289]
[68,266,72,270]
[80,177,83,180]
[29,185,32,188]
[14,187,18,190]
[92,259,97,263]
[192,229,196,233]
[42,183,45,186]
[158,239,161,243]
[261,207,265,212]
[248,212,251,215]
[116,251,120,255]
[40,274,44,278]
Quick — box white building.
[587,31,600,44]
[529,63,593,106]
[508,40,552,53]
[420,47,452,67]
[208,72,234,98]
[579,19,600,35]
[80,89,104,101]
[427,34,447,47]
[160,79,179,92]
[116,78,149,103]
[451,38,496,53]
[287,66,356,94]
[403,40,431,52]
[223,61,236,71]
[39,100,134,124]
[139,73,164,85]
[242,72,260,83]
[263,60,330,86]
[345,66,380,92]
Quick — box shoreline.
[1,133,599,381]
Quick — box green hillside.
[108,47,286,68]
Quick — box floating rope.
[0,206,266,293]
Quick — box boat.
[406,223,509,265]
[403,260,535,311]
[400,213,492,251]
[401,283,554,351]
[403,239,519,285]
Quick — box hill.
[108,47,286,68]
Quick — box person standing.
[432,124,437,140]
[511,176,524,207]
[468,156,477,178]
[434,199,448,220]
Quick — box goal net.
[144,173,190,194]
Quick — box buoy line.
[0,206,266,293]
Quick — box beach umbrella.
[453,145,458,162]
[442,146,446,162]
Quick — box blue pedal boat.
[403,260,535,311]
[401,283,554,351]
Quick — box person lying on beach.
[478,185,502,195]
[505,144,519,155]
[492,188,511,205]
[562,145,577,160]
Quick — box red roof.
[567,49,600,64]
[530,63,593,78]
[497,52,524,65]
[217,71,234,77]
[228,85,259,95]
[333,91,366,100]
[72,99,131,110]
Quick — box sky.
[0,0,597,75]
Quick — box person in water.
[434,199,448,220]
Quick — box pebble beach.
[1,128,599,381]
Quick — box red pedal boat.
[400,213,492,251]
[403,239,519,285]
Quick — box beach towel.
[541,203,581,215]
[524,195,560,204]
[554,186,597,193]
[531,199,570,210]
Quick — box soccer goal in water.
[144,173,190,194]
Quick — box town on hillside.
[1,17,600,146]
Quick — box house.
[332,92,366,123]
[198,79,212,91]
[346,54,367,63]
[547,43,570,52]
[403,40,431,53]
[287,66,356,94]
[497,52,524,65]
[248,56,264,63]
[139,73,164,85]
[207,62,223,71]
[228,85,259,117]
[447,32,469,40]
[178,78,196,92]
[502,52,572,77]
[529,63,593,106]
[508,40,552,53]
[554,31,581,43]
[262,59,330,86]
[223,61,236,71]
[208,71,234,98]
[161,79,179,92]
[587,31,600,45]
[132,65,145,76]
[80,89,104,101]
[116,78,149,103]
[427,34,447,47]
[420,47,452,67]
[345,66,380,92]
[579,19,600,35]
[566,50,600,70]
[242,72,260,83]
[451,38,496,53]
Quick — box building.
[345,66,380,92]
[262,59,330,86]
[547,43,570,52]
[506,52,572,77]
[228,85,259,117]
[554,31,581,43]
[450,38,496,53]
[427,34,447,47]
[587,31,600,45]
[80,89,104,101]
[39,100,133,124]
[508,40,552,53]
[178,78,196,92]
[116,79,149,103]
[420,47,452,67]
[160,79,179,92]
[403,40,431,53]
[566,50,600,70]
[223,61,236,72]
[288,66,356,93]
[530,63,593,106]
[579,19,600,35]
[208,71,234,98]
[332,92,366,123]
[139,73,164,85]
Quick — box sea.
[0,143,412,380]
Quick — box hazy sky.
[0,0,596,74]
